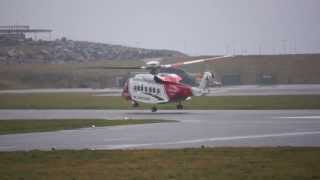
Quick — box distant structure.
[0,25,52,41]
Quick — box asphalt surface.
[0,110,320,151]
[1,84,320,96]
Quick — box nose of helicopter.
[121,80,131,100]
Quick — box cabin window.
[144,87,147,92]
[157,88,160,94]
[140,85,143,91]
[149,87,152,93]
[152,87,156,93]
[134,86,137,91]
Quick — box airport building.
[0,25,52,41]
[209,54,320,85]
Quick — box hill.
[0,35,319,89]
[0,37,186,64]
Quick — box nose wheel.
[176,103,183,110]
[132,101,139,108]
[151,106,157,112]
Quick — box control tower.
[0,25,52,40]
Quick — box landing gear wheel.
[132,101,139,108]
[176,104,183,110]
[151,106,157,112]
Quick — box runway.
[1,84,320,96]
[1,110,320,151]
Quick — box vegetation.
[0,147,319,180]
[0,119,173,135]
[1,54,320,89]
[1,93,320,109]
[0,38,185,64]
[0,61,143,89]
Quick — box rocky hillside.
[0,37,186,64]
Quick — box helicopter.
[99,55,233,112]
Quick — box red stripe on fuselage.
[122,80,131,100]
[164,82,192,102]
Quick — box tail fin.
[191,71,214,96]
[199,72,214,90]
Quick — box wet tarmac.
[0,109,320,151]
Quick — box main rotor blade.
[161,55,234,68]
[87,66,145,70]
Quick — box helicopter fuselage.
[122,73,193,105]
[108,55,232,111]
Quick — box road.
[1,84,320,96]
[0,110,320,151]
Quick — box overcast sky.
[1,0,320,55]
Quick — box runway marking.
[96,131,320,149]
[279,116,320,119]
[103,137,133,142]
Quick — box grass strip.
[0,119,174,135]
[0,147,319,180]
[1,93,320,109]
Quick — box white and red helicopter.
[100,55,233,112]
